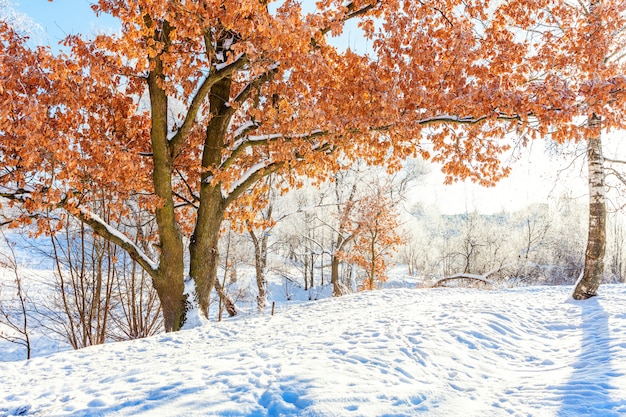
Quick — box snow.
[2,284,626,416]
[215,53,245,71]
[79,208,159,272]
[222,161,269,199]
[232,120,258,142]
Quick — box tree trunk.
[189,76,234,318]
[148,44,186,332]
[309,254,314,290]
[249,228,268,312]
[367,236,377,290]
[573,118,606,300]
[303,253,309,291]
[331,254,343,297]
[215,278,237,317]
[331,233,356,296]
[152,271,186,332]
[189,189,225,317]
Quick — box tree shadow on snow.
[556,297,626,417]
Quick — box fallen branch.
[433,265,506,289]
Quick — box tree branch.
[174,168,200,203]
[606,166,626,187]
[222,129,329,171]
[73,207,159,276]
[169,54,249,157]
[604,157,626,165]
[416,113,521,126]
[2,187,160,276]
[417,0,454,27]
[243,64,280,103]
[224,161,286,207]
[223,111,517,171]
[319,1,382,37]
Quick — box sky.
[13,0,118,47]
[11,0,367,51]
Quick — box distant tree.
[456,212,484,275]
[509,204,552,283]
[606,214,626,283]
[442,212,510,279]
[296,161,420,294]
[245,176,280,312]
[214,221,257,319]
[274,187,324,294]
[398,238,421,278]
[326,165,365,296]
[402,204,451,281]
[349,191,403,291]
[400,197,591,287]
[546,193,587,284]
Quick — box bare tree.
[606,214,626,283]
[110,209,163,340]
[45,219,115,349]
[0,231,31,359]
[282,160,424,294]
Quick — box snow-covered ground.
[1,284,626,416]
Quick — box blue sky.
[14,0,367,53]
[14,0,118,47]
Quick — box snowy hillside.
[2,285,626,417]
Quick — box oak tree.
[0,0,577,331]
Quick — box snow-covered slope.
[1,285,626,417]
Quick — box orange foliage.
[342,192,403,291]
[2,1,623,225]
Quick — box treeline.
[4,160,626,358]
[402,200,606,286]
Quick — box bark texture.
[147,33,186,332]
[331,239,352,297]
[573,118,606,300]
[188,75,235,318]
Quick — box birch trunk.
[573,116,606,300]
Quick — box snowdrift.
[2,285,626,416]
